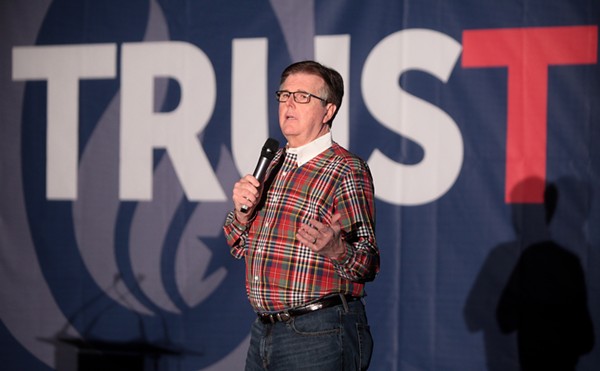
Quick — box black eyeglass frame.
[275,90,327,104]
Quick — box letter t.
[462,26,597,203]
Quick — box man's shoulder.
[329,142,367,168]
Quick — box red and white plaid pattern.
[224,143,379,312]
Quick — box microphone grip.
[252,157,270,183]
[239,157,271,214]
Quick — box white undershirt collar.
[286,132,332,167]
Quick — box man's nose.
[285,97,296,107]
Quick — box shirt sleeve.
[223,210,249,259]
[331,160,380,282]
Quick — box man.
[223,60,379,370]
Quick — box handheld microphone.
[240,137,280,213]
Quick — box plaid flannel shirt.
[224,137,379,312]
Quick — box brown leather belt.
[257,294,360,324]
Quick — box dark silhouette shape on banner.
[497,178,595,370]
[465,177,595,370]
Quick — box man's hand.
[297,213,345,260]
[232,174,260,223]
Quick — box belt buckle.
[304,302,323,312]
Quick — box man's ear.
[322,103,337,124]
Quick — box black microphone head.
[261,138,279,160]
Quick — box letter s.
[362,29,463,206]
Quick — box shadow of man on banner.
[497,177,594,371]
[465,177,548,370]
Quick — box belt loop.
[339,293,349,312]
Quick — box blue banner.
[1,0,598,370]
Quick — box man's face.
[278,72,335,148]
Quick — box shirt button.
[254,276,259,281]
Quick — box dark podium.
[53,336,184,371]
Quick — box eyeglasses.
[275,90,327,104]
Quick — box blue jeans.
[245,298,373,370]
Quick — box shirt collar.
[286,132,332,167]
